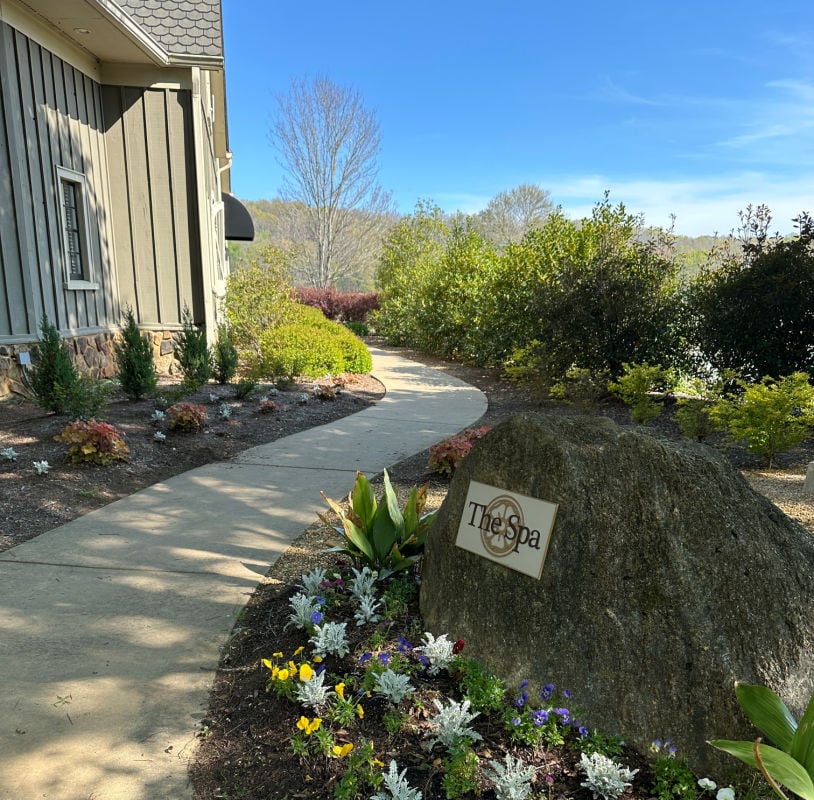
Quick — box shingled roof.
[117,0,223,60]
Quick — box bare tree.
[475,184,555,248]
[270,76,393,288]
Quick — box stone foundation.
[0,329,179,399]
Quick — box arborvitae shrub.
[29,314,79,413]
[114,307,157,400]
[174,307,213,391]
[213,325,239,384]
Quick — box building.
[0,0,253,396]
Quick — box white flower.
[717,788,735,800]
[2,447,18,461]
[698,779,717,792]
[33,460,50,475]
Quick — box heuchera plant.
[54,419,130,465]
[166,402,208,432]
[427,426,491,477]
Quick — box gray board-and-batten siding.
[0,19,205,344]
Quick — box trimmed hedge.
[257,304,372,379]
[294,287,379,322]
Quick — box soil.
[0,373,384,551]
[2,344,812,799]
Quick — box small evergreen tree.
[114,307,157,400]
[29,314,79,413]
[213,324,239,384]
[174,306,213,391]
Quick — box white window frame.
[55,165,98,290]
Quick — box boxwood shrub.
[257,304,372,380]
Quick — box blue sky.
[222,1,814,237]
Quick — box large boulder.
[420,413,814,778]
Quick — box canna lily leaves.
[735,681,797,753]
[710,739,814,800]
[320,491,375,563]
[350,471,376,529]
[791,693,814,779]
[383,470,405,537]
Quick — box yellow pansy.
[299,663,314,682]
[293,646,304,656]
[332,743,354,758]
[261,658,273,670]
[313,655,323,663]
[296,715,310,731]
[356,704,364,719]
[335,682,345,699]
[288,660,297,674]
[272,651,283,658]
[307,717,322,735]
[373,758,385,768]
[270,666,280,680]
[277,668,290,681]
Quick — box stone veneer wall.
[0,330,179,399]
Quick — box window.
[55,166,97,289]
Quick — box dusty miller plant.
[484,753,536,800]
[348,565,378,599]
[295,670,334,712]
[298,567,327,597]
[309,621,349,658]
[416,632,455,675]
[353,593,382,626]
[427,698,482,752]
[286,592,320,630]
[580,751,639,799]
[371,760,423,800]
[373,669,414,704]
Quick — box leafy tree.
[114,306,157,400]
[224,246,297,366]
[474,183,554,248]
[212,325,239,384]
[687,209,814,380]
[270,76,394,288]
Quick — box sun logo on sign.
[479,494,525,558]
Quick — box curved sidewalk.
[0,347,486,800]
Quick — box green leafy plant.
[710,682,814,800]
[320,470,437,578]
[213,324,239,385]
[114,306,157,400]
[174,307,213,391]
[455,657,506,714]
[427,426,491,476]
[609,362,670,425]
[675,398,715,442]
[166,402,208,432]
[54,419,129,465]
[233,376,258,399]
[54,374,116,420]
[709,372,814,466]
[549,366,609,410]
[443,746,482,799]
[29,314,79,414]
[652,750,697,800]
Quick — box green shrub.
[233,376,258,399]
[709,372,814,466]
[114,307,157,400]
[674,398,715,442]
[55,375,116,420]
[213,325,239,385]
[454,657,506,714]
[54,419,129,465]
[174,307,213,391]
[652,753,697,800]
[29,314,79,414]
[256,308,371,380]
[442,746,481,800]
[344,320,369,336]
[549,366,609,410]
[609,363,670,425]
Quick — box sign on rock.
[455,481,558,579]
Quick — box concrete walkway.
[0,347,486,800]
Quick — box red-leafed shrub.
[426,426,491,476]
[54,419,130,465]
[167,402,208,432]
[294,288,379,322]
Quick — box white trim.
[55,165,99,291]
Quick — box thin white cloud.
[547,173,814,236]
[597,77,665,107]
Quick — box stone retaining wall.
[0,330,179,399]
